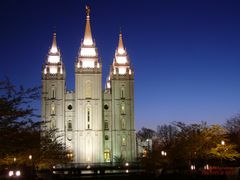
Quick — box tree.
[137,127,156,141]
[0,79,71,169]
[225,114,240,147]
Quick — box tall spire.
[83,5,93,46]
[117,31,125,54]
[50,32,58,53]
[47,32,61,64]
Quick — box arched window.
[86,106,91,129]
[85,81,92,99]
[104,149,110,162]
[104,120,109,130]
[120,87,125,99]
[68,120,72,131]
[51,102,55,115]
[121,118,126,129]
[122,136,126,146]
[51,87,56,99]
[120,102,125,114]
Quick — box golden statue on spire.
[86,5,90,16]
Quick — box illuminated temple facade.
[41,6,136,164]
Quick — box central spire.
[83,5,93,46]
[117,31,125,54]
[50,32,58,54]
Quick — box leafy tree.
[225,114,240,147]
[0,79,71,169]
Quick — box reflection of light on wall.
[49,66,57,74]
[119,67,126,74]
[83,39,93,46]
[118,48,125,55]
[116,56,127,64]
[48,55,60,63]
[107,82,111,89]
[129,69,132,75]
[82,60,95,68]
[50,46,58,53]
[80,48,96,56]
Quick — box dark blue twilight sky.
[1,0,240,130]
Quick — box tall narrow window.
[120,87,125,99]
[121,102,125,114]
[86,106,91,129]
[68,121,72,131]
[51,102,55,115]
[51,117,56,128]
[85,81,92,99]
[104,121,109,130]
[104,150,110,162]
[51,87,56,99]
[121,118,126,129]
[122,136,126,146]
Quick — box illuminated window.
[86,106,91,129]
[121,102,125,114]
[51,103,55,115]
[104,150,110,162]
[104,121,109,130]
[121,118,126,129]
[68,121,72,131]
[121,87,125,99]
[122,136,126,146]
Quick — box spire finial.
[83,5,93,46]
[86,5,90,17]
[50,32,58,53]
[117,31,125,54]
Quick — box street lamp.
[221,140,225,146]
[29,155,32,160]
[220,140,225,166]
[161,150,167,156]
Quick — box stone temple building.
[41,6,136,164]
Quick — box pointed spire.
[117,31,125,55]
[48,32,61,64]
[83,5,93,46]
[50,32,58,53]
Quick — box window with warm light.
[49,66,58,74]
[118,67,127,74]
[51,103,55,115]
[122,136,126,146]
[82,60,95,68]
[121,102,125,114]
[104,150,110,162]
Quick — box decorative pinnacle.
[86,5,90,17]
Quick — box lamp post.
[220,140,225,166]
[29,155,35,176]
